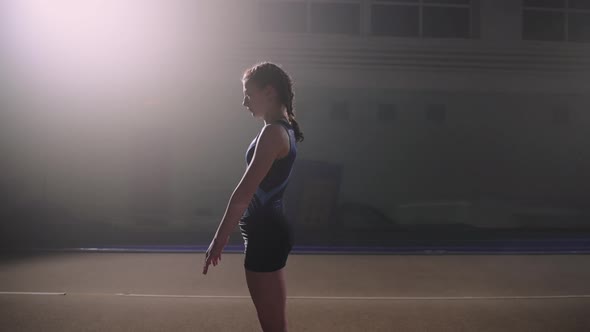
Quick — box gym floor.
[1,250,590,331]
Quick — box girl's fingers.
[203,250,223,272]
[204,257,211,269]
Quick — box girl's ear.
[262,85,275,99]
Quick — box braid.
[284,77,304,143]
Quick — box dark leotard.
[239,119,297,272]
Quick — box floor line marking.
[0,292,66,296]
[2,292,590,300]
[117,294,590,300]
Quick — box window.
[423,6,470,38]
[371,0,475,38]
[569,12,590,42]
[372,5,420,37]
[258,1,307,33]
[570,0,590,10]
[523,0,565,8]
[522,0,590,42]
[522,10,565,41]
[311,3,361,35]
[257,1,362,35]
[424,0,470,3]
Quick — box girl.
[203,61,304,332]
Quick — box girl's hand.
[203,236,228,275]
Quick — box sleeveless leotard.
[238,119,297,272]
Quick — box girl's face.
[242,80,273,118]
